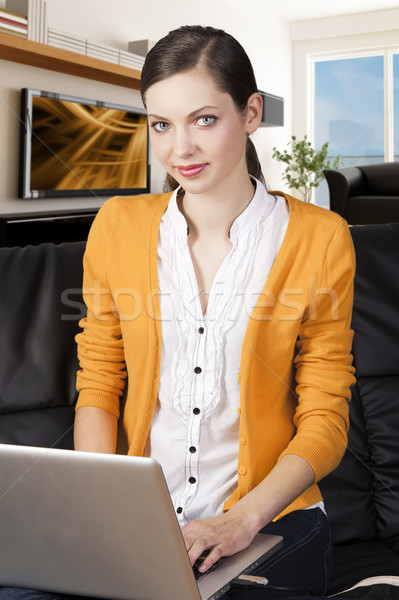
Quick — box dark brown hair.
[140,25,265,191]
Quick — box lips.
[176,164,208,178]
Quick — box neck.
[178,175,256,238]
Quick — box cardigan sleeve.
[75,200,127,419]
[279,218,356,481]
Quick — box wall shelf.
[0,32,141,89]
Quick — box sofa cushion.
[361,163,399,196]
[358,375,399,554]
[0,406,74,448]
[345,196,399,225]
[320,224,399,590]
[350,223,399,378]
[0,242,86,448]
[328,542,399,595]
[319,384,378,546]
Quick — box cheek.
[210,123,247,161]
[149,133,170,166]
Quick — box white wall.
[0,0,293,216]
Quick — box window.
[313,52,398,206]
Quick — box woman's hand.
[182,454,316,573]
[182,503,261,573]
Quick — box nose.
[172,126,196,159]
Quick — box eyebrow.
[148,106,220,120]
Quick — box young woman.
[0,25,356,600]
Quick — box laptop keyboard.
[192,552,225,580]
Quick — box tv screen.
[19,88,150,199]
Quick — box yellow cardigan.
[75,191,356,519]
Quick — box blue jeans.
[226,507,333,599]
[0,508,343,600]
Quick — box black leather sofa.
[0,225,399,597]
[319,223,399,596]
[324,162,399,224]
[0,241,85,448]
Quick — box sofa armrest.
[324,167,367,216]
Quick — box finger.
[182,520,205,549]
[187,537,211,566]
[198,545,224,573]
[182,520,214,552]
[183,531,205,554]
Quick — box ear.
[245,92,263,133]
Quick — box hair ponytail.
[246,137,266,188]
[163,173,179,193]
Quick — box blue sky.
[315,55,386,157]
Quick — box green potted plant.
[272,135,342,203]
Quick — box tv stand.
[0,209,97,247]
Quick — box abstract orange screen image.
[30,97,148,193]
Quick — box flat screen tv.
[19,88,150,199]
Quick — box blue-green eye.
[196,116,217,127]
[152,121,170,132]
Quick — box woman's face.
[145,67,261,197]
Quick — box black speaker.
[259,91,284,127]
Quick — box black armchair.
[324,162,399,224]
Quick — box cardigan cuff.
[75,388,120,419]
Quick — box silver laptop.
[0,444,282,600]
